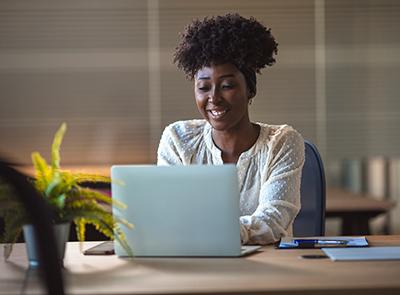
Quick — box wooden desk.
[1,236,400,295]
[326,188,395,235]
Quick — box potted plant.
[0,123,133,266]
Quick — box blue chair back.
[293,140,326,236]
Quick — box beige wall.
[0,0,399,184]
[0,0,320,165]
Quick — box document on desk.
[277,236,368,249]
[323,247,400,261]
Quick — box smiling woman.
[157,13,305,245]
[194,63,256,163]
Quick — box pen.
[294,239,349,248]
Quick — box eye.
[198,85,210,92]
[221,83,234,89]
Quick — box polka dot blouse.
[157,119,305,245]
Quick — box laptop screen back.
[111,165,242,257]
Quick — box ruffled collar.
[203,122,268,163]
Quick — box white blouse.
[157,119,304,245]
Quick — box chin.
[207,120,231,131]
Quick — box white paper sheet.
[322,246,400,261]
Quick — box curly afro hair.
[173,13,278,79]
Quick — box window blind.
[0,0,399,170]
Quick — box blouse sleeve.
[157,125,184,165]
[239,128,305,245]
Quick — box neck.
[212,122,260,164]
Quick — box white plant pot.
[23,222,70,268]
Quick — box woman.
[157,13,304,245]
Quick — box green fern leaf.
[45,174,62,197]
[64,201,109,221]
[76,188,126,209]
[79,217,132,256]
[74,218,86,242]
[66,202,133,256]
[31,152,52,191]
[51,122,67,170]
[48,193,66,210]
[112,225,133,256]
[73,173,111,184]
[112,214,134,230]
[1,210,25,244]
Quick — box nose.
[208,87,221,104]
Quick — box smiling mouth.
[208,109,228,119]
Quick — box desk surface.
[1,235,400,295]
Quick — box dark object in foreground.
[0,159,64,295]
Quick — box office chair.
[293,140,326,236]
[0,160,64,295]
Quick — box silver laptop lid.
[111,165,242,257]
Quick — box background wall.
[0,1,399,230]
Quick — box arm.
[240,128,305,245]
[157,125,184,165]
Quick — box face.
[194,63,251,132]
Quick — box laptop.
[109,164,261,257]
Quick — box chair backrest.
[293,140,326,236]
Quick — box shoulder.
[267,124,303,143]
[164,119,207,134]
[258,123,304,154]
[160,119,207,150]
[158,119,208,165]
[162,119,207,141]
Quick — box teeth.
[210,110,227,117]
